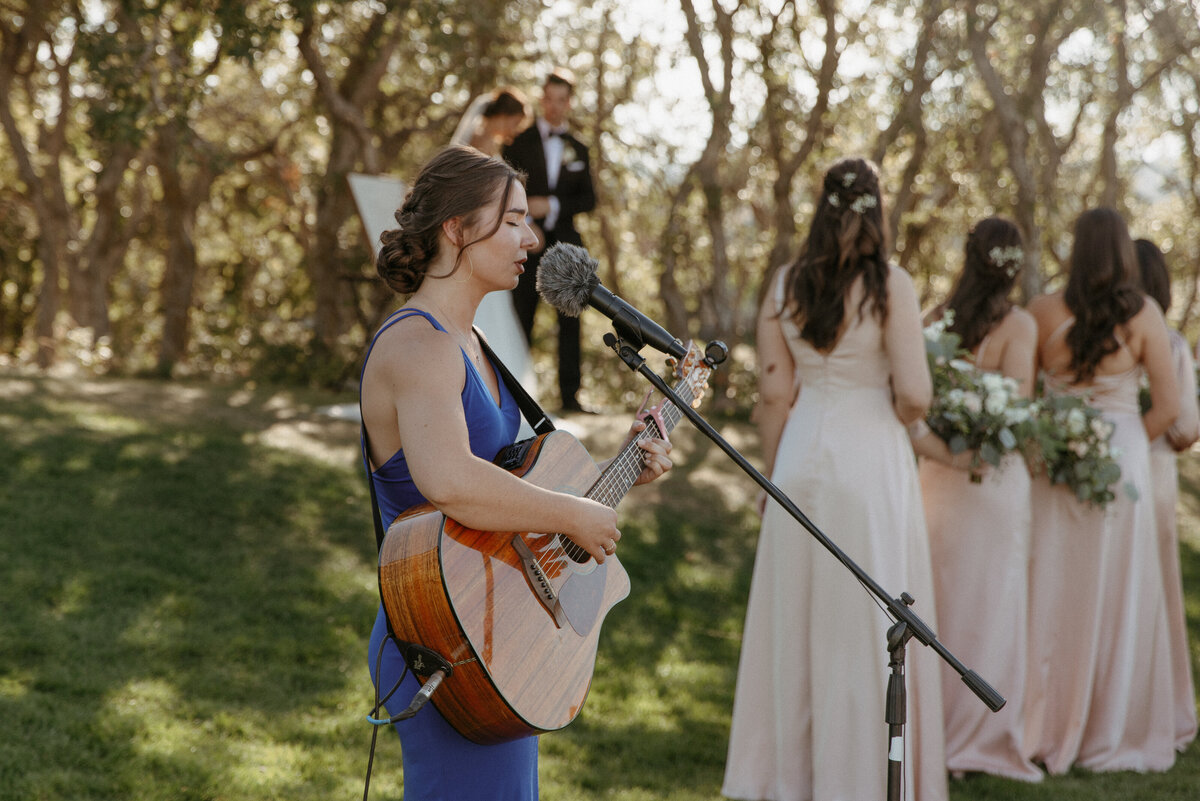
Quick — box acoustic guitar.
[377,344,712,744]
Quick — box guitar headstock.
[667,341,713,409]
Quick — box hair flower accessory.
[850,194,877,214]
[988,245,1024,278]
[842,172,856,188]
[827,193,841,208]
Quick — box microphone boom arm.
[602,332,1005,755]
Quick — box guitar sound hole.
[560,537,591,564]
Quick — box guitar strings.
[529,378,695,571]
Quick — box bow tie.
[547,129,567,139]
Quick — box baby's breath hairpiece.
[842,172,856,188]
[828,193,841,208]
[988,245,1024,278]
[850,194,877,214]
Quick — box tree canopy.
[2,0,1198,410]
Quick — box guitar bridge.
[511,535,567,629]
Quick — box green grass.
[1,371,1198,800]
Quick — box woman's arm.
[1136,302,1181,442]
[884,266,933,424]
[754,291,796,478]
[374,322,626,563]
[1166,331,1199,451]
[998,307,1038,400]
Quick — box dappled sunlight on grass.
[4,373,1200,800]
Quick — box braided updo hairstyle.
[1063,207,1145,381]
[944,217,1024,352]
[376,145,524,295]
[783,157,890,351]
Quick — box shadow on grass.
[544,435,760,797]
[0,380,377,800]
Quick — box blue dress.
[362,308,536,800]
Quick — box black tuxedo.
[503,121,596,408]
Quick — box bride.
[452,88,537,416]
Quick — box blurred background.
[2,0,1199,413]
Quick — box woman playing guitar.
[359,145,673,801]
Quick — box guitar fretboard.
[586,380,695,508]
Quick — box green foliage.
[1,374,1199,800]
[2,0,1200,410]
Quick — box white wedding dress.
[452,94,536,430]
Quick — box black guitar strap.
[473,326,557,438]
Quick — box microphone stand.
[603,332,1006,801]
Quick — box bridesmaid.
[723,157,946,801]
[1024,207,1179,774]
[1135,237,1199,752]
[913,217,1043,781]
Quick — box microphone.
[537,243,688,359]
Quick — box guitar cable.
[361,633,455,801]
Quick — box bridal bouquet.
[923,314,1031,481]
[1021,392,1126,507]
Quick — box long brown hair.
[1063,207,1144,381]
[376,145,524,294]
[782,157,890,350]
[946,217,1024,352]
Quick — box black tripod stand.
[605,332,1006,801]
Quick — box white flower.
[1067,407,1087,436]
[828,193,841,208]
[980,372,1006,393]
[949,358,974,373]
[963,392,982,414]
[843,172,856,187]
[850,194,878,214]
[1004,405,1031,424]
[987,245,1024,278]
[985,392,1007,415]
[1070,440,1089,457]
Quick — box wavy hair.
[1134,238,1171,313]
[945,217,1024,352]
[782,157,890,350]
[376,145,524,294]
[1063,207,1144,381]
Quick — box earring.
[452,249,475,284]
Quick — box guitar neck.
[586,382,694,509]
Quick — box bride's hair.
[377,145,524,294]
[945,217,1023,352]
[1063,207,1144,381]
[482,87,527,119]
[783,157,889,350]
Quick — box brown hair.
[945,217,1024,352]
[1063,207,1144,381]
[1134,238,1171,313]
[782,157,890,351]
[376,145,524,294]
[483,87,528,119]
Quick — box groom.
[503,67,596,412]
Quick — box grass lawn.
[1,369,1197,800]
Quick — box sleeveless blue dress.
[362,309,536,800]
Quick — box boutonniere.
[561,141,579,166]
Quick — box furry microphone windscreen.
[536,243,600,317]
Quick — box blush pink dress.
[1148,329,1199,751]
[919,330,1043,782]
[723,275,948,801]
[1022,318,1175,775]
